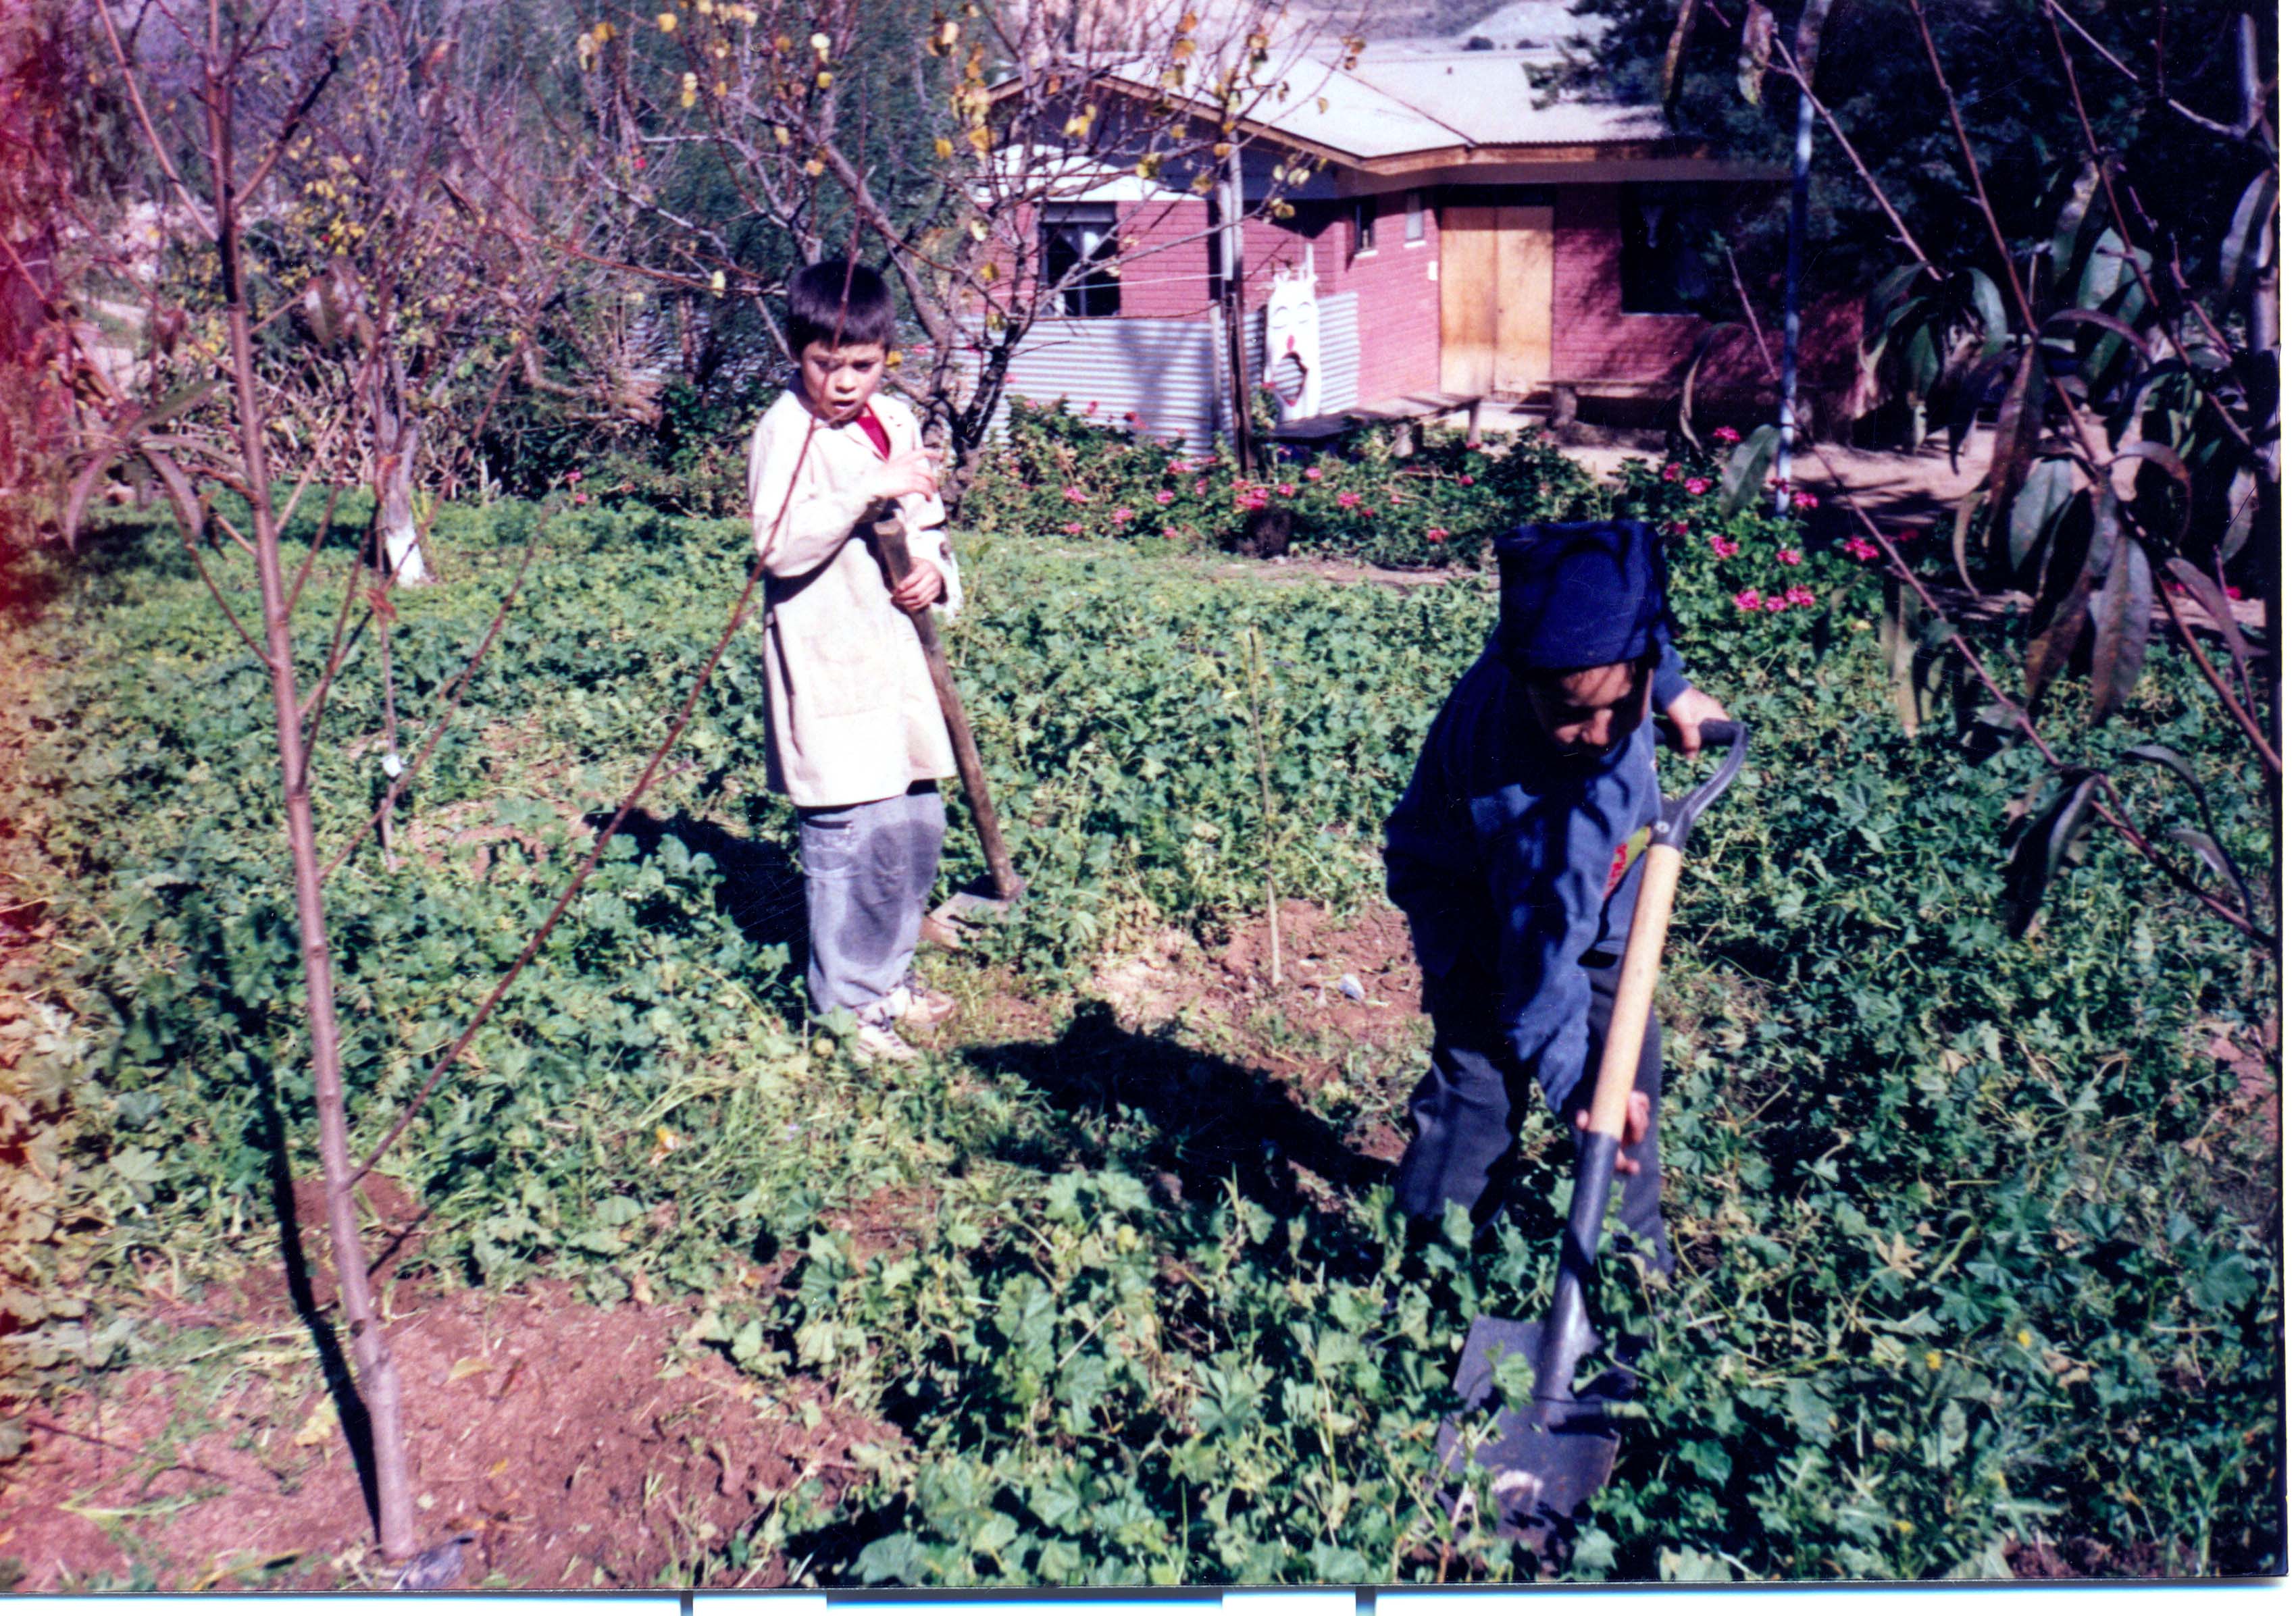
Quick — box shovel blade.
[1435,1315,1635,1555]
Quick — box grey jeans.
[796,785,945,1017]
[1393,951,1670,1274]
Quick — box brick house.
[981,5,1797,450]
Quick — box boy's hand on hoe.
[1573,1089,1652,1175]
[888,556,946,612]
[868,448,941,504]
[1662,687,1731,757]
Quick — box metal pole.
[1223,146,1254,474]
[1774,81,1812,517]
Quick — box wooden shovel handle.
[861,507,1023,902]
[1581,841,1683,1140]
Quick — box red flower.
[1764,594,1789,612]
[1277,482,1296,496]
[1154,489,1175,505]
[1662,463,1683,481]
[1777,547,1802,567]
[1785,584,1816,607]
[1791,490,1820,511]
[1062,485,1089,504]
[1304,467,1324,481]
[1425,526,1451,544]
[1713,425,1741,444]
[1061,521,1084,535]
[1112,506,1134,524]
[1458,474,1475,487]
[1335,490,1361,509]
[1733,588,1762,610]
[1709,535,1740,558]
[1683,477,1712,496]
[2226,585,2245,600]
[1841,536,1880,562]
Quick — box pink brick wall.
[1553,184,1706,389]
[1109,195,1442,407]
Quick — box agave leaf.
[2086,528,2150,725]
[1719,423,1781,515]
[1949,487,1986,595]
[1679,322,1751,442]
[2003,770,2104,938]
[1882,576,1920,737]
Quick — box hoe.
[1438,718,1750,1559]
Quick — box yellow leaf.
[657,11,678,32]
[680,72,699,108]
[810,31,831,55]
[447,1357,494,1383]
[488,1457,510,1478]
[816,70,834,88]
[292,1401,339,1446]
[885,350,902,369]
[592,21,614,44]
[934,136,954,160]
[707,270,726,296]
[967,126,991,152]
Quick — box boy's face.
[798,340,886,423]
[1515,657,1652,760]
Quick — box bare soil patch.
[0,1281,892,1592]
[1092,899,1426,1164]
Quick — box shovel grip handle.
[1581,841,1683,1141]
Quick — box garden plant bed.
[0,504,2278,1587]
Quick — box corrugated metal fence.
[983,294,1360,452]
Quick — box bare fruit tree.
[539,0,1350,495]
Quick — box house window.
[1042,204,1121,317]
[1619,183,1712,314]
[1352,197,1378,258]
[1404,191,1425,244]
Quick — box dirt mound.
[0,1282,890,1592]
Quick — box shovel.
[1437,718,1750,1557]
[859,502,1025,933]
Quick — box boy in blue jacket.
[1384,520,1727,1276]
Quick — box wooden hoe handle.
[861,505,1024,902]
[1582,842,1683,1141]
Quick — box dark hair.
[787,259,896,353]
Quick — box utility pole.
[1775,0,1835,516]
[1221,145,1254,475]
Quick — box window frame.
[1403,190,1426,246]
[1351,195,1379,259]
[1040,203,1123,317]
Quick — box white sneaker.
[853,1018,920,1063]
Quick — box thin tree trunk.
[374,357,430,585]
[209,75,418,1563]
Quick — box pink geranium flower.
[1426,527,1451,544]
[1713,425,1741,444]
[1785,584,1816,606]
[1062,486,1088,504]
[1062,521,1084,535]
[1777,547,1802,567]
[1733,588,1762,610]
[1163,526,1180,539]
[1765,595,1789,612]
[1112,507,1134,524]
[1664,521,1689,536]
[1167,458,1190,475]
[1662,463,1683,482]
[1791,490,1820,511]
[1841,536,1880,561]
[1684,477,1712,496]
[1304,466,1323,481]
[1154,488,1175,505]
[1458,474,1475,487]
[1277,482,1296,497]
[1335,490,1361,509]
[1709,535,1740,558]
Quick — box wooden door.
[1491,205,1554,397]
[1439,203,1496,395]
[1439,203,1553,399]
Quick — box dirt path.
[1,1278,891,1592]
